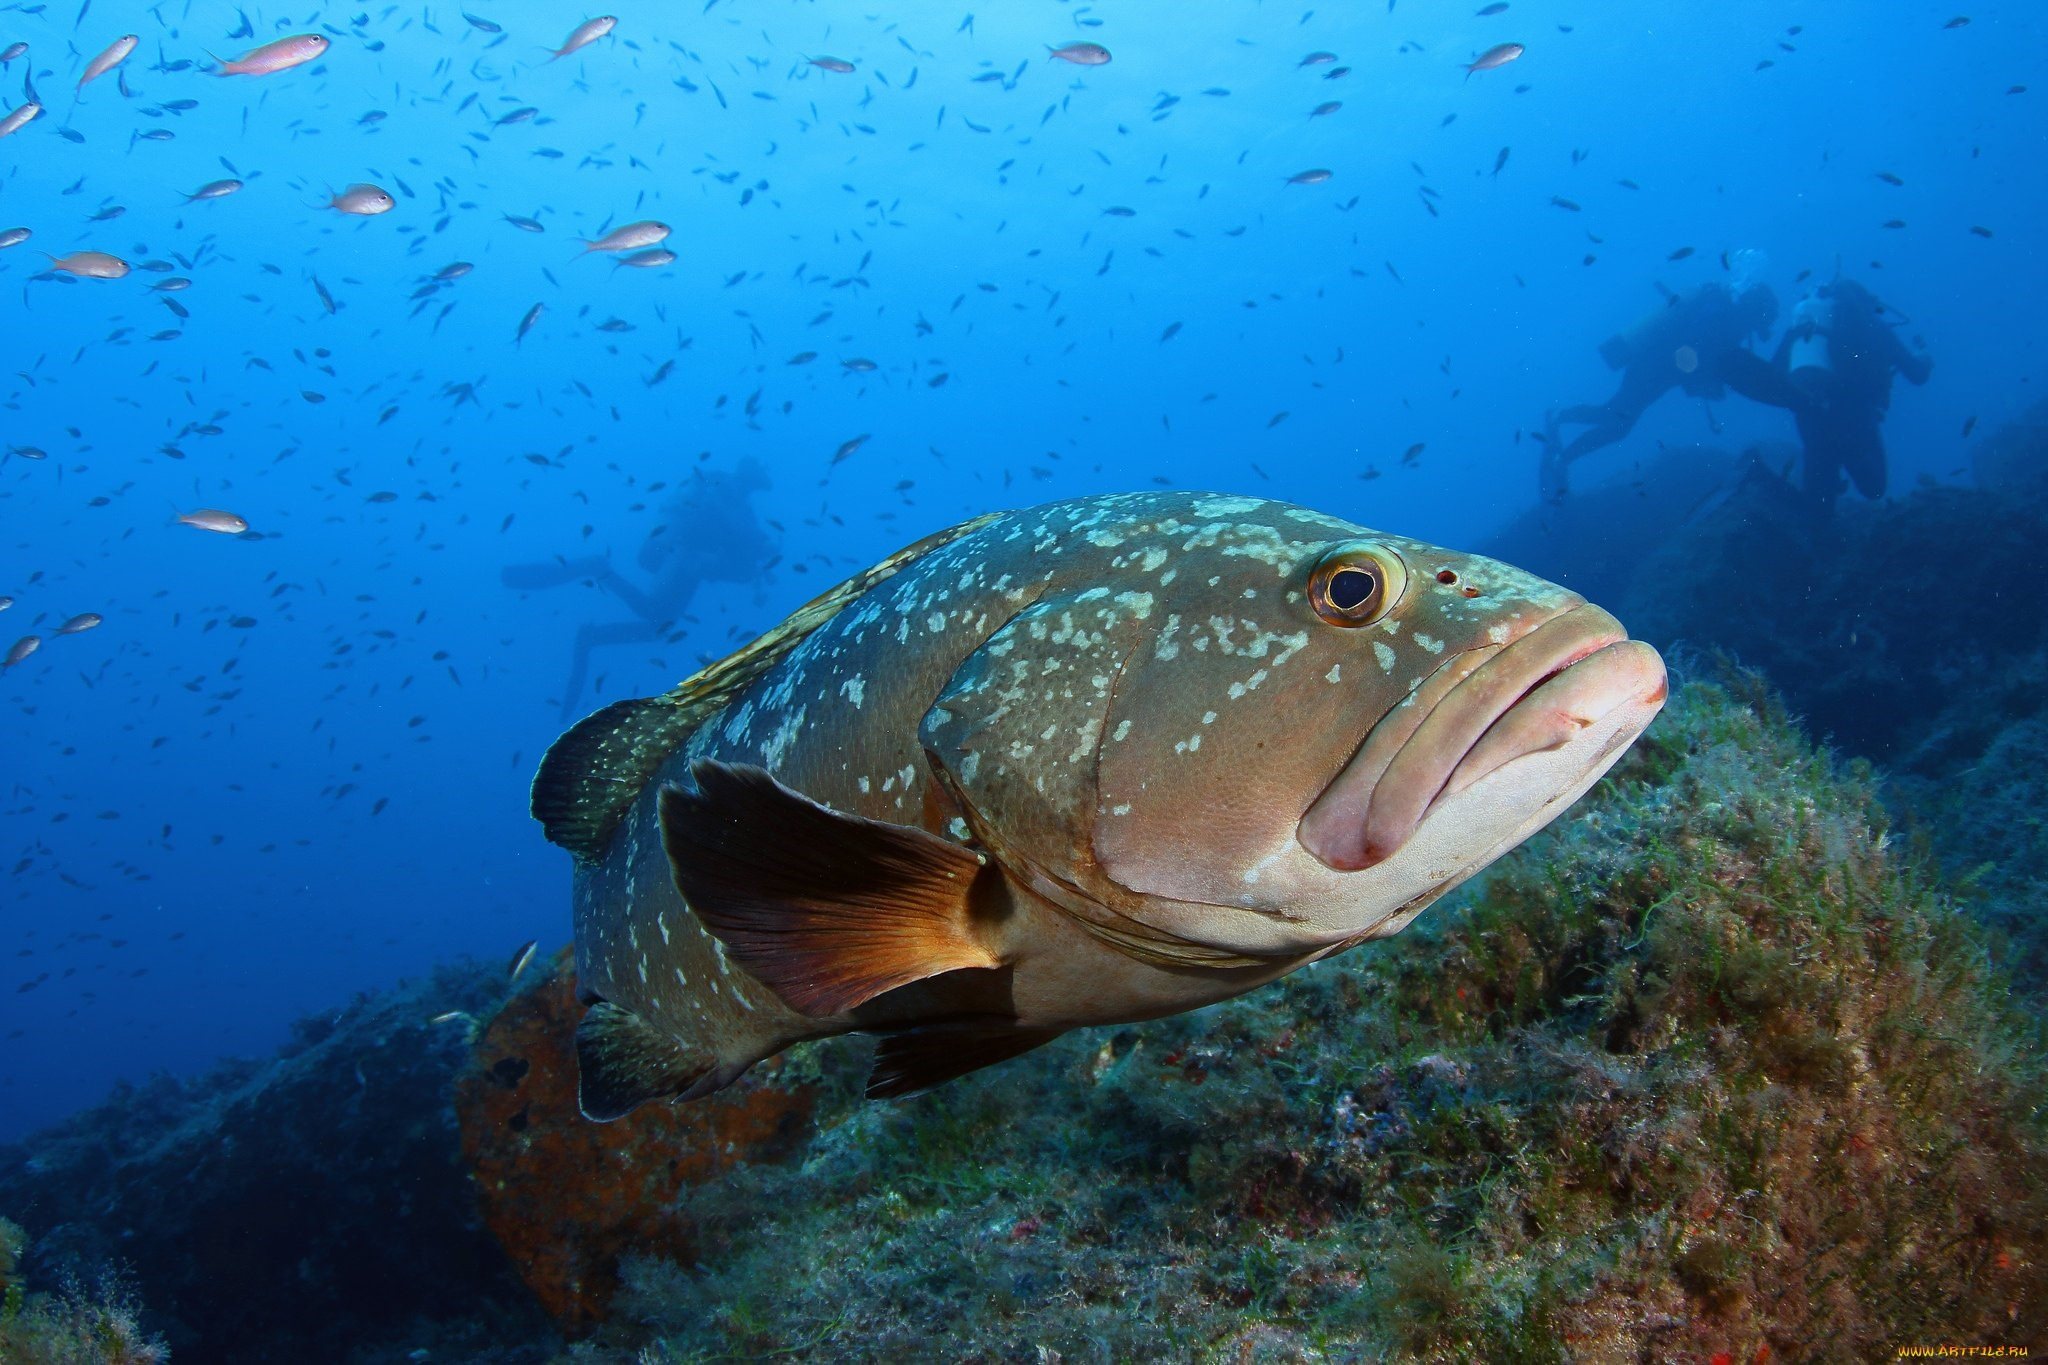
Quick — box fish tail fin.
[575,998,720,1121]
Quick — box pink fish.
[215,33,329,77]
[45,250,129,279]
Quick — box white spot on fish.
[1414,633,1446,655]
[1326,663,1342,683]
[1192,494,1265,517]
[1374,641,1397,673]
[1114,590,1155,619]
[840,676,866,708]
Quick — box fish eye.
[1308,543,1405,627]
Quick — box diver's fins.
[657,759,999,1018]
[867,1020,1065,1099]
[575,998,716,1122]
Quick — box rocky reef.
[541,675,2047,1361]
[0,961,556,1363]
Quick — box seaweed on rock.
[566,676,2048,1363]
[0,1216,169,1364]
[0,960,557,1364]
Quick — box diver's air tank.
[1787,295,1834,381]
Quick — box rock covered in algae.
[0,960,554,1363]
[0,1214,169,1364]
[542,676,2048,1363]
[453,952,823,1329]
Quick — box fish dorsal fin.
[532,511,1002,863]
[866,1019,1065,1099]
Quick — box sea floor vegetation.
[0,1214,169,1364]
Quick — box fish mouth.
[1299,604,1667,872]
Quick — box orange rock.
[454,952,818,1330]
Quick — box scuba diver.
[502,458,778,719]
[1540,268,1805,501]
[1774,278,1933,514]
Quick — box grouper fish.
[532,492,1666,1120]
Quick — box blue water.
[1,0,2038,1142]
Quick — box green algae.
[0,1217,169,1364]
[565,674,2048,1364]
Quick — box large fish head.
[1071,497,1666,956]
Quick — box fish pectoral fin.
[866,1019,1066,1099]
[574,999,718,1122]
[658,759,999,1018]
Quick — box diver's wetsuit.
[1776,283,1933,512]
[1546,284,1802,494]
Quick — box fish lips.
[1299,604,1667,873]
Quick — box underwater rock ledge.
[0,959,557,1364]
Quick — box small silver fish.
[3,635,39,669]
[433,261,474,282]
[178,508,249,534]
[1465,42,1524,77]
[581,219,669,253]
[1288,168,1333,185]
[54,612,102,635]
[1048,41,1111,66]
[185,178,243,201]
[549,15,617,61]
[503,213,545,233]
[0,227,29,249]
[516,301,544,344]
[329,183,395,215]
[614,247,675,268]
[78,34,138,90]
[0,42,27,64]
[508,939,539,982]
[0,102,43,139]
[808,56,855,73]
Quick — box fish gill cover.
[0,0,2043,1358]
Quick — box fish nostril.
[1461,586,1481,599]
[1436,569,1458,585]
